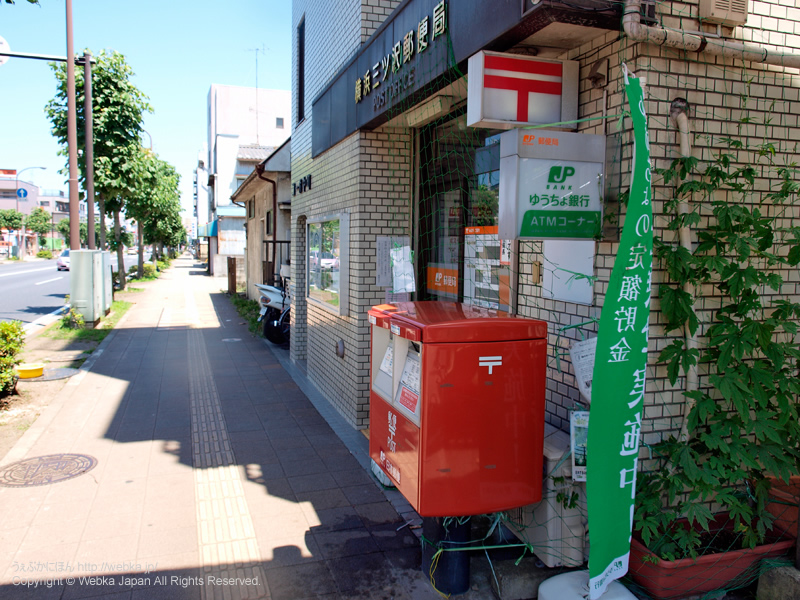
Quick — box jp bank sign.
[498,129,607,241]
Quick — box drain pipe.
[622,0,800,69]
[669,99,699,443]
[255,161,279,283]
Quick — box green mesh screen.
[378,2,800,597]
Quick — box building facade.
[232,139,293,301]
[290,0,800,447]
[202,84,291,276]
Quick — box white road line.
[23,304,69,334]
[0,267,54,278]
[35,277,63,286]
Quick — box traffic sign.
[16,188,28,199]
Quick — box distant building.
[198,84,291,276]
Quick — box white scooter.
[255,264,291,345]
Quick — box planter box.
[629,516,795,600]
[766,476,800,536]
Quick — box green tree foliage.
[0,209,23,231]
[46,49,151,289]
[25,207,52,246]
[125,150,184,276]
[56,217,88,246]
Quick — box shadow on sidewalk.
[0,259,427,599]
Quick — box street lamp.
[15,166,45,261]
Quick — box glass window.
[308,219,341,309]
[276,117,284,129]
[418,113,512,311]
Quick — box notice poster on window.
[464,226,511,311]
[397,352,421,414]
[390,245,416,293]
[376,236,410,288]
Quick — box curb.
[0,303,131,468]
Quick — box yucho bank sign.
[499,129,606,240]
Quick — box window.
[308,214,349,315]
[297,17,306,124]
[248,199,255,219]
[276,117,284,129]
[265,210,273,235]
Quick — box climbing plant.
[634,133,800,560]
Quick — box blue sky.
[0,0,291,217]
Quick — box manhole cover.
[0,454,98,488]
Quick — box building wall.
[244,172,293,301]
[516,0,800,447]
[292,0,407,427]
[208,85,291,212]
[291,0,800,436]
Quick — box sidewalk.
[0,256,447,600]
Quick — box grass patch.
[229,294,262,337]
[124,287,144,293]
[44,300,133,343]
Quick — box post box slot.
[370,325,393,402]
[393,343,422,425]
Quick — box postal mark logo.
[548,166,575,184]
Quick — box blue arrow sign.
[16,188,27,199]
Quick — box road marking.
[0,267,54,278]
[23,304,69,335]
[35,277,63,286]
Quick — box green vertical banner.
[587,68,652,599]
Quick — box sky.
[0,0,292,218]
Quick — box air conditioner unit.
[504,423,587,568]
[699,0,748,27]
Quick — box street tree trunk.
[137,221,144,279]
[114,208,126,290]
[98,193,107,250]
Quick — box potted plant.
[629,135,800,599]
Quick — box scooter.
[255,265,291,345]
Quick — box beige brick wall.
[291,0,800,438]
[516,0,800,445]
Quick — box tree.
[3,1,39,4]
[126,150,183,276]
[56,218,88,247]
[0,209,23,232]
[25,208,52,247]
[45,49,151,276]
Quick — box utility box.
[101,251,113,314]
[369,301,548,517]
[70,250,111,326]
[505,423,588,567]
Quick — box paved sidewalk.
[0,256,445,600]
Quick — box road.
[0,253,146,326]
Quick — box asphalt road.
[0,253,146,326]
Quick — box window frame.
[307,213,349,316]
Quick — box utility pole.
[83,50,95,249]
[66,0,80,250]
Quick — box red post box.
[369,301,547,517]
